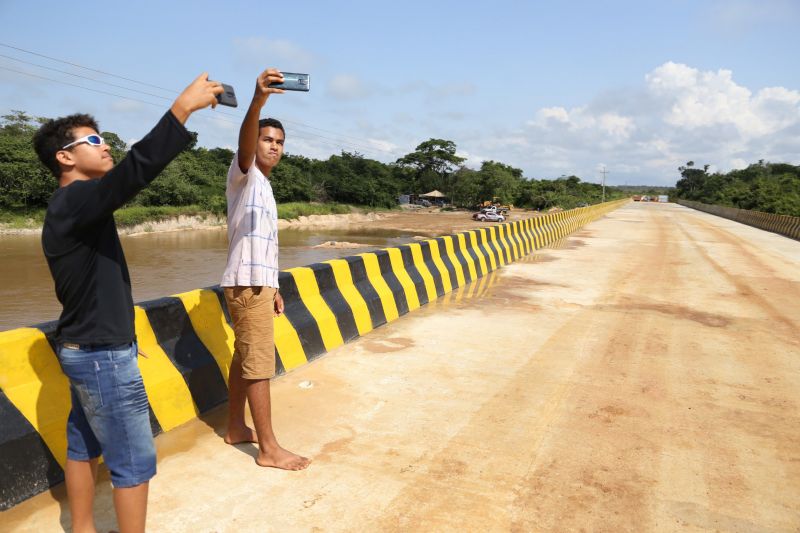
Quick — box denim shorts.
[57,342,156,488]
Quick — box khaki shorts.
[223,286,278,379]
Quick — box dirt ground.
[6,202,799,532]
[366,207,540,237]
[278,207,539,237]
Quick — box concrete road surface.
[6,202,799,532]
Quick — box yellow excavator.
[480,196,513,214]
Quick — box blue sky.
[1,0,799,186]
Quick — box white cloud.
[328,74,372,101]
[456,150,487,169]
[366,138,398,153]
[646,62,761,134]
[531,106,635,140]
[232,37,316,71]
[489,61,800,185]
[534,107,569,124]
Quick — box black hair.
[258,117,285,140]
[33,113,99,177]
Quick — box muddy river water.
[0,227,417,331]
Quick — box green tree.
[451,167,482,207]
[674,160,800,216]
[271,161,313,202]
[396,139,465,196]
[101,131,128,163]
[136,171,200,206]
[0,111,56,208]
[676,161,710,200]
[319,151,400,207]
[477,160,523,205]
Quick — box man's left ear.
[55,150,72,165]
[55,150,74,172]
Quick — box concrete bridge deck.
[5,202,799,532]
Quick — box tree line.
[675,160,800,217]
[2,109,625,215]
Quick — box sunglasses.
[61,134,105,150]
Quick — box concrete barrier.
[0,199,627,509]
[677,200,800,241]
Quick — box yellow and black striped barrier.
[677,200,800,241]
[0,199,627,509]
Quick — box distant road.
[8,202,799,532]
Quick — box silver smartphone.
[269,72,310,92]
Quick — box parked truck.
[479,196,513,214]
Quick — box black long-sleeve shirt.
[42,110,191,345]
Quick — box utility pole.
[599,166,609,203]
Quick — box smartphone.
[269,72,310,92]
[216,83,238,107]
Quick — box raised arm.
[170,72,225,124]
[237,68,285,174]
[73,73,222,227]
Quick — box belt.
[62,342,133,351]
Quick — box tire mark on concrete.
[673,219,799,339]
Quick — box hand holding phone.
[170,73,226,124]
[215,83,238,107]
[268,72,311,92]
[254,68,287,100]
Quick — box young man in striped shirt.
[221,68,310,471]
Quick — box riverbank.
[0,202,392,235]
[124,208,536,238]
[1,202,536,237]
[123,211,394,237]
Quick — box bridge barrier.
[677,200,800,241]
[0,198,628,509]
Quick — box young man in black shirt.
[34,73,223,533]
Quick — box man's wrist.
[170,101,191,124]
[251,94,269,108]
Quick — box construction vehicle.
[479,196,513,214]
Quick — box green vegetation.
[113,205,208,227]
[613,185,675,197]
[676,161,800,217]
[0,207,45,229]
[2,110,629,230]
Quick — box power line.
[0,65,395,159]
[0,53,173,101]
[0,42,176,93]
[0,42,402,157]
[0,65,168,110]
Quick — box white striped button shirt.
[221,154,280,288]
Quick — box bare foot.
[256,446,311,471]
[224,426,257,445]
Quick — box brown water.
[0,227,416,332]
